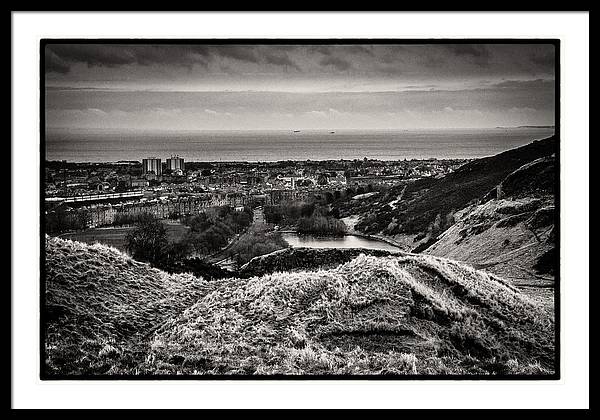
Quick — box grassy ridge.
[398,136,556,232]
[44,236,209,375]
[45,238,554,376]
[424,155,556,296]
[353,136,556,237]
[141,253,554,375]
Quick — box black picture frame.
[39,38,561,381]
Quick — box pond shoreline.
[280,230,406,253]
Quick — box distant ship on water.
[291,130,335,133]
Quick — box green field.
[58,222,190,251]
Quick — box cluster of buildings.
[45,156,470,228]
[142,155,185,179]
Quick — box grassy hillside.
[350,136,556,239]
[425,155,556,302]
[142,254,554,375]
[44,236,209,376]
[496,155,555,199]
[45,237,554,376]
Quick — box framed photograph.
[41,39,559,379]
[12,11,589,410]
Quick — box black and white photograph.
[11,11,589,410]
[42,40,559,378]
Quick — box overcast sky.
[45,43,556,131]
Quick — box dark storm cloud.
[319,55,352,71]
[45,49,70,74]
[443,44,491,66]
[528,47,556,72]
[45,44,309,75]
[530,52,554,67]
[263,51,300,70]
[346,45,374,55]
[44,43,556,130]
[449,44,490,58]
[211,46,260,64]
[45,44,276,74]
[308,46,330,55]
[47,45,135,68]
[45,43,556,81]
[309,45,373,56]
[309,45,372,70]
[45,44,214,73]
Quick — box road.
[252,207,266,226]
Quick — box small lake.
[281,233,402,253]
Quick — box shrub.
[181,206,253,256]
[225,226,289,265]
[125,214,168,265]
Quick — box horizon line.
[46,125,556,133]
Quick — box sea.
[45,127,555,163]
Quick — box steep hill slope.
[350,136,556,243]
[424,155,556,301]
[44,236,209,375]
[45,238,555,376]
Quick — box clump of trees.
[264,202,346,235]
[46,207,90,233]
[225,225,289,265]
[297,215,347,236]
[180,206,253,256]
[413,210,456,243]
[125,213,173,265]
[264,202,315,225]
[124,212,237,279]
[410,210,457,253]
